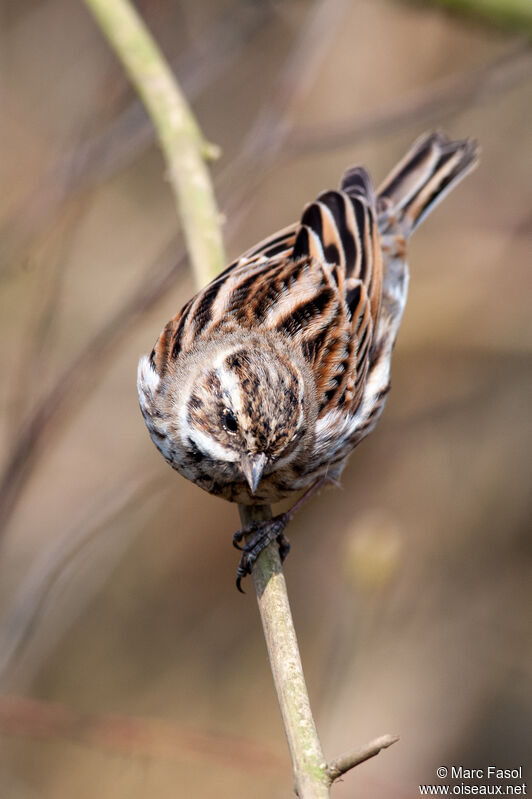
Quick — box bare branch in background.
[6,201,90,434]
[0,695,285,775]
[0,476,161,689]
[0,1,270,279]
[221,0,354,223]
[0,239,184,536]
[2,13,530,281]
[286,44,532,155]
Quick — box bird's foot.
[233,514,291,592]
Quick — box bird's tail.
[377,131,479,237]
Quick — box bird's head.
[175,337,313,494]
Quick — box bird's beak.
[241,452,267,495]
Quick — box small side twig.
[325,734,400,783]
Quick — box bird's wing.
[277,168,383,415]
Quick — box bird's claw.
[234,514,290,592]
[232,522,260,551]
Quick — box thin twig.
[325,735,400,783]
[83,0,225,287]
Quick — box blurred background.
[0,1,531,796]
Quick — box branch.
[238,505,329,798]
[83,0,225,288]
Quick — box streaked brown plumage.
[138,131,479,588]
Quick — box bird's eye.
[222,408,238,433]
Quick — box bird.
[138,131,479,590]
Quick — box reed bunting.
[138,131,478,589]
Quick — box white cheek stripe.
[186,426,239,463]
[217,368,244,415]
[212,349,244,415]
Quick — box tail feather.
[340,166,376,205]
[377,131,479,236]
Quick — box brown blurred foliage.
[0,1,531,797]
